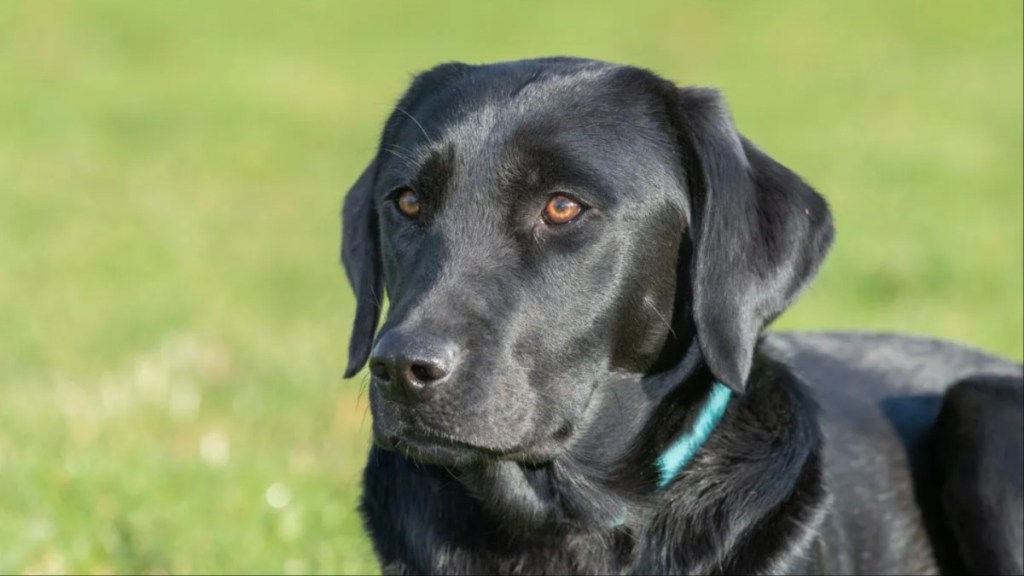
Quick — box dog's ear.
[672,87,834,392]
[341,158,383,378]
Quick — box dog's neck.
[654,381,732,488]
[455,348,738,533]
[390,345,830,574]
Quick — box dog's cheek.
[609,284,678,372]
[436,355,547,446]
[608,214,685,373]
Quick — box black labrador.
[340,57,1024,575]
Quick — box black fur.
[340,57,1024,575]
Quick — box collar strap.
[607,382,732,528]
[655,382,733,488]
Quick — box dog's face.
[342,58,833,467]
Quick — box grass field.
[0,1,1020,573]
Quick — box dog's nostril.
[408,362,447,384]
[369,360,390,381]
[369,331,460,403]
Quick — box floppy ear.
[341,158,383,378]
[673,87,834,392]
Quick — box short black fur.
[340,57,1024,575]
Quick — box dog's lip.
[379,430,498,467]
[376,427,554,465]
[397,428,520,456]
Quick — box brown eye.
[396,189,420,218]
[543,194,583,225]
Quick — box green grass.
[0,0,1020,573]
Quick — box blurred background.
[0,0,1020,573]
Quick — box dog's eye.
[395,189,421,218]
[542,194,583,225]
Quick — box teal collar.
[655,382,733,488]
[608,382,732,528]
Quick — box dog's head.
[341,58,833,467]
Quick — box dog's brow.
[377,140,447,187]
[408,145,455,202]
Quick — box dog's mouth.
[376,429,500,466]
[374,422,574,468]
[377,427,535,466]
[368,376,582,467]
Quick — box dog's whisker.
[644,298,675,339]
[393,105,434,146]
[384,141,421,159]
[360,403,371,431]
[380,145,421,171]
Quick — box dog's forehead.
[437,68,659,154]
[385,62,664,154]
[379,63,679,206]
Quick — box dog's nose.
[368,331,460,403]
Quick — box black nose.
[368,331,460,404]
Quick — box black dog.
[340,57,1024,575]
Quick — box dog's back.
[772,331,1024,574]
